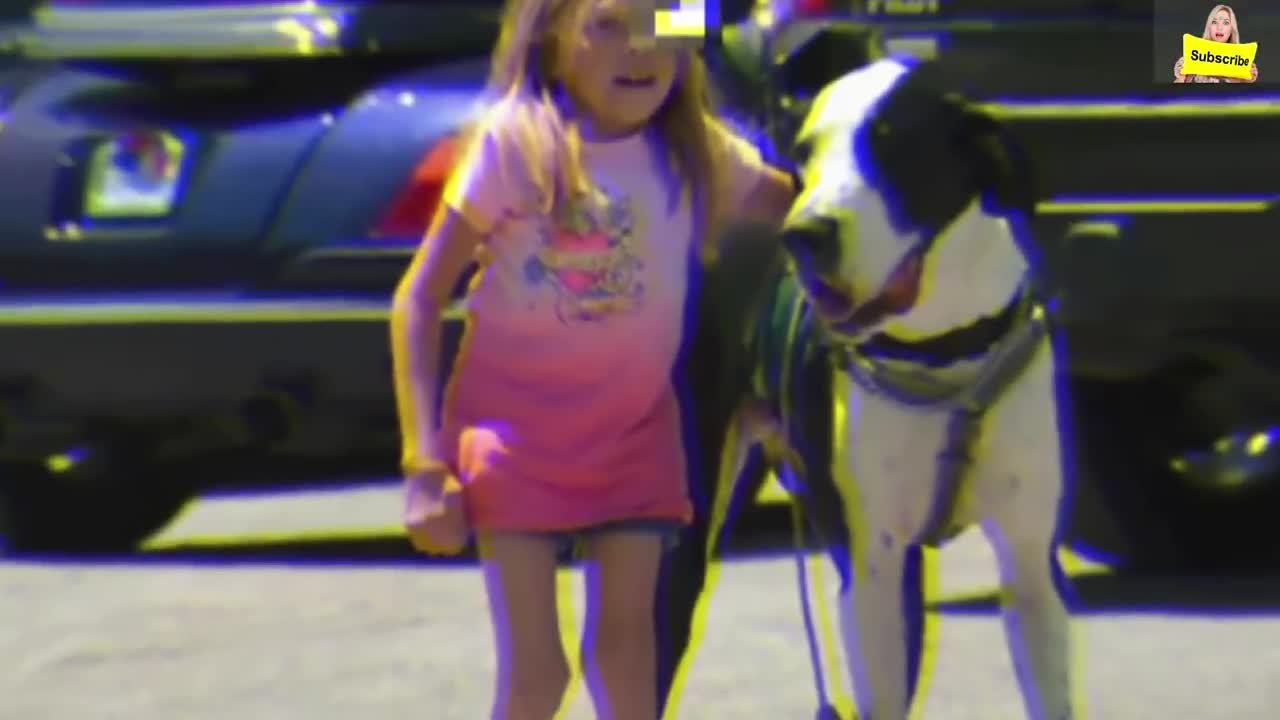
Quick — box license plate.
[83,130,188,219]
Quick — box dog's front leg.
[831,377,918,720]
[982,517,1076,720]
[840,525,912,720]
[980,345,1079,720]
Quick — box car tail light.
[369,134,460,241]
[795,0,832,15]
[757,0,835,30]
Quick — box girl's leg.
[479,531,571,720]
[582,529,665,720]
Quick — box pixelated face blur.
[1209,8,1233,42]
[557,0,679,138]
[781,61,920,322]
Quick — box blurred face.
[1209,9,1233,42]
[557,0,679,138]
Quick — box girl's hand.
[403,469,469,555]
[1250,64,1259,82]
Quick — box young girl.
[391,0,793,718]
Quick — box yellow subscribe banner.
[1182,34,1257,80]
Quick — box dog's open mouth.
[808,275,857,321]
[797,248,925,331]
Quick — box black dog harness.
[830,279,1049,546]
[747,257,1048,548]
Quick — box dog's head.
[779,58,1036,327]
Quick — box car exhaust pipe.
[238,374,317,448]
[239,389,301,447]
[107,377,316,465]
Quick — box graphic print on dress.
[522,184,646,324]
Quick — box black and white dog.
[708,58,1080,720]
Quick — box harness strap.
[778,300,844,720]
[832,283,1048,546]
[839,285,1034,409]
[915,300,1049,546]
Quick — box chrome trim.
[1037,196,1278,214]
[1062,221,1123,240]
[42,224,171,243]
[20,2,354,59]
[0,294,467,325]
[295,244,417,261]
[980,97,1280,120]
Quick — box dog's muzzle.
[780,216,857,322]
[782,215,930,339]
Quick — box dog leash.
[774,278,846,720]
[837,286,1050,547]
[785,466,845,720]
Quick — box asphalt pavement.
[3,483,1280,719]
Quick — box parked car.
[1,0,1278,572]
[0,0,501,551]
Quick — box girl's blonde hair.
[478,0,727,263]
[1203,4,1241,43]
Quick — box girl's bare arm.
[742,166,797,226]
[390,207,485,470]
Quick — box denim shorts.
[552,518,683,561]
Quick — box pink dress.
[439,95,768,533]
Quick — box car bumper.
[0,292,465,423]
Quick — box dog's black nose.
[780,215,840,278]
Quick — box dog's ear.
[854,61,983,238]
[953,107,1039,218]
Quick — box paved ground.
[4,483,1280,719]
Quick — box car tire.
[0,447,194,555]
[1067,373,1280,574]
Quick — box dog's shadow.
[932,571,1280,616]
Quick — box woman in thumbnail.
[1174,4,1260,83]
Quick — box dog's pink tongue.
[882,252,923,314]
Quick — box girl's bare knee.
[503,656,571,720]
[583,619,656,720]
[581,530,662,684]
[480,531,571,720]
[589,613,654,667]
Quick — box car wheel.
[0,444,194,555]
[1067,372,1280,574]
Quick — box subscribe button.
[1182,34,1258,80]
